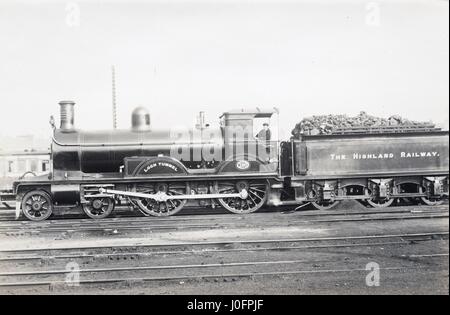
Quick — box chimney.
[59,100,75,131]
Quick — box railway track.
[0,205,447,235]
[1,231,448,257]
[1,265,444,289]
[1,204,448,223]
[0,232,448,289]
[0,200,447,220]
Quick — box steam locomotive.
[13,101,449,221]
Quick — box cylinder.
[59,100,75,131]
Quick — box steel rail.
[0,205,447,228]
[0,203,447,222]
[0,231,448,254]
[1,240,445,263]
[0,259,328,276]
[0,213,447,235]
[0,266,441,288]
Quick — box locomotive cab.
[219,108,279,168]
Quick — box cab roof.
[220,108,278,119]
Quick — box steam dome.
[132,106,151,131]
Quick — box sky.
[0,0,448,142]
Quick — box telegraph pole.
[112,65,118,129]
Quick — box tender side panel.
[294,133,449,177]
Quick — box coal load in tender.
[291,111,434,137]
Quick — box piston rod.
[98,188,248,202]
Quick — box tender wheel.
[131,182,189,217]
[420,196,444,206]
[82,198,115,219]
[215,180,268,214]
[308,189,339,210]
[420,185,445,206]
[366,197,394,208]
[364,185,394,208]
[21,190,53,221]
[311,200,340,210]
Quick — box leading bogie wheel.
[82,197,115,219]
[21,190,53,221]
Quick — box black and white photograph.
[0,0,448,299]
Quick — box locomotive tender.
[14,101,449,221]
